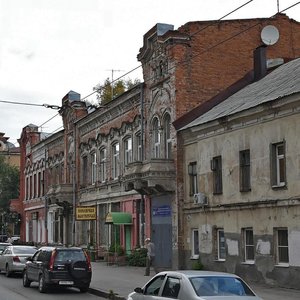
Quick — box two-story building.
[175,56,300,288]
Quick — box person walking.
[144,238,157,276]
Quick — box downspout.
[140,83,145,246]
[72,123,77,246]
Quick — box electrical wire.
[1,1,299,143]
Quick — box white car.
[127,270,263,300]
[0,245,37,277]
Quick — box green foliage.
[0,156,19,209]
[93,78,141,105]
[109,243,125,256]
[127,247,147,266]
[192,257,204,270]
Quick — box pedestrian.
[144,237,157,276]
[6,234,13,244]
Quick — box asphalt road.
[0,273,101,300]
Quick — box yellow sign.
[76,206,97,220]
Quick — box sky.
[1,0,300,146]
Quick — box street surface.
[0,273,101,300]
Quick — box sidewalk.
[89,261,300,300]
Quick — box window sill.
[190,255,199,260]
[271,184,287,190]
[275,263,289,268]
[214,259,225,262]
[241,260,255,265]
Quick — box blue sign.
[152,205,171,217]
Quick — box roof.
[179,57,300,131]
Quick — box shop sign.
[76,206,97,220]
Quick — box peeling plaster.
[227,239,239,256]
[256,239,271,255]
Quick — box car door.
[0,247,11,271]
[132,274,166,300]
[26,250,42,281]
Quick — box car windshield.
[13,247,37,255]
[55,250,85,261]
[190,276,255,297]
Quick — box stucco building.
[176,56,300,288]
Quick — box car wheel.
[23,270,31,287]
[38,274,47,293]
[5,264,12,277]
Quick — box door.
[151,195,172,268]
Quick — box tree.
[0,156,19,210]
[93,78,140,106]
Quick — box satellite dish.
[261,25,279,45]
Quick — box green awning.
[105,212,132,225]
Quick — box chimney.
[254,45,267,81]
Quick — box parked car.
[127,270,263,300]
[0,242,12,254]
[0,245,37,277]
[23,246,92,293]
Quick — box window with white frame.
[271,142,286,187]
[163,113,172,159]
[99,148,107,182]
[188,162,198,196]
[275,228,289,264]
[124,137,132,165]
[152,117,160,158]
[217,228,226,260]
[136,133,142,161]
[91,152,97,185]
[243,228,254,262]
[192,229,199,258]
[112,142,120,179]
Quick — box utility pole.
[106,69,124,100]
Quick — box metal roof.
[180,58,300,131]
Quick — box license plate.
[59,281,74,285]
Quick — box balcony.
[46,183,73,205]
[123,159,176,195]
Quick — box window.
[99,148,107,182]
[211,156,222,194]
[91,152,97,185]
[240,150,251,192]
[275,228,289,264]
[271,142,286,187]
[136,133,142,161]
[124,137,132,165]
[152,117,160,158]
[217,229,226,260]
[82,156,88,187]
[112,143,120,179]
[144,274,166,295]
[243,228,254,261]
[162,277,180,298]
[192,229,199,258]
[163,114,172,159]
[188,162,198,196]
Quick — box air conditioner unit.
[193,192,208,205]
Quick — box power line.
[0,99,60,110]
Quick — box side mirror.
[134,287,143,294]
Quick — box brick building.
[18,13,300,274]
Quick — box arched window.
[112,142,120,179]
[152,117,160,158]
[99,148,107,183]
[163,114,172,159]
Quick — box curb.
[89,287,126,300]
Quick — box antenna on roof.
[277,0,280,13]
